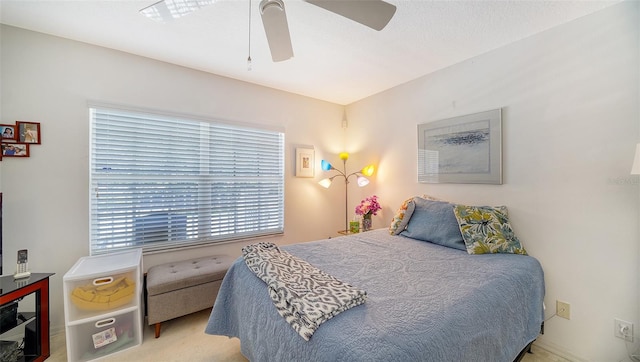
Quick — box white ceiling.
[0,0,620,105]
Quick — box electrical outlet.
[556,300,570,319]
[615,318,634,342]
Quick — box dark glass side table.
[1,273,54,362]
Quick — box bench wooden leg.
[155,322,161,338]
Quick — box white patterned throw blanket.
[242,242,367,341]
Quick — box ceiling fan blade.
[140,0,216,22]
[304,0,396,31]
[260,0,294,62]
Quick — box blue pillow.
[400,198,466,251]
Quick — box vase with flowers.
[355,195,381,231]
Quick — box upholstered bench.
[146,255,234,338]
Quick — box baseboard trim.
[533,340,587,362]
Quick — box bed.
[205,223,545,362]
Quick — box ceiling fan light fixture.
[140,0,216,22]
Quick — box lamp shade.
[361,165,375,177]
[632,144,640,175]
[356,176,369,187]
[321,160,332,171]
[318,178,333,188]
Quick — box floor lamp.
[319,152,375,233]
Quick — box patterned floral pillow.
[453,205,527,255]
[388,197,416,235]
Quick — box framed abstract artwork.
[417,109,502,184]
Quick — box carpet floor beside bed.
[47,308,570,362]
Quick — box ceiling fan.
[139,0,397,62]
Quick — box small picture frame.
[295,147,315,178]
[1,143,30,157]
[1,124,17,141]
[16,121,41,144]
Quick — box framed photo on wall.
[1,143,30,157]
[17,121,41,144]
[1,124,17,141]
[417,109,502,184]
[295,147,315,178]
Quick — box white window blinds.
[89,106,285,254]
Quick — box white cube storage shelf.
[63,249,143,361]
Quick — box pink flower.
[355,195,381,216]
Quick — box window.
[90,106,284,254]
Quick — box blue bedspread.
[205,229,545,362]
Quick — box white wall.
[1,1,639,360]
[0,24,351,335]
[346,2,640,361]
